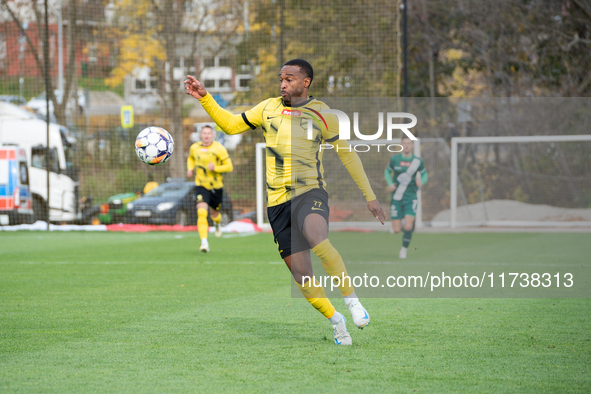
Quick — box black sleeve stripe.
[242,113,256,130]
[326,135,339,143]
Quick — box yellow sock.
[312,239,354,297]
[212,213,222,224]
[295,277,335,319]
[197,208,209,239]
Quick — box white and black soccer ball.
[135,127,174,165]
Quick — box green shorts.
[390,197,418,220]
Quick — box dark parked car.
[126,181,233,226]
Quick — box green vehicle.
[97,192,139,224]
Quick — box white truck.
[0,102,80,223]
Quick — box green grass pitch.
[1,231,590,392]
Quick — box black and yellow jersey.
[187,141,233,190]
[199,93,375,207]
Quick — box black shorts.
[195,186,223,211]
[267,188,330,259]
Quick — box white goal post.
[256,139,422,229]
[450,135,591,228]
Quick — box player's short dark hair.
[201,125,213,132]
[284,59,314,84]
[401,134,414,141]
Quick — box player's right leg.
[391,219,402,233]
[196,197,210,252]
[391,200,403,233]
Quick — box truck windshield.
[62,143,78,180]
[60,127,78,181]
[31,147,59,174]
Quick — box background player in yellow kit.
[185,59,387,345]
[187,125,233,253]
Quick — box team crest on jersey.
[282,109,301,116]
[401,161,411,167]
[299,117,319,131]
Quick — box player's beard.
[283,86,305,106]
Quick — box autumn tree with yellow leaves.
[106,0,247,175]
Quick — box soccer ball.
[135,127,174,165]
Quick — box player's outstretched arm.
[184,75,251,135]
[184,75,208,99]
[368,199,387,225]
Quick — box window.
[203,57,215,68]
[218,57,230,67]
[19,162,29,185]
[236,75,252,91]
[204,79,216,88]
[31,147,59,174]
[133,77,158,91]
[219,79,231,88]
[135,79,146,90]
[239,78,250,88]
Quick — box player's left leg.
[209,188,223,238]
[399,215,415,259]
[302,212,370,329]
[287,250,352,345]
[210,208,222,237]
[399,197,418,259]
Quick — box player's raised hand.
[388,184,396,192]
[367,199,387,225]
[184,75,208,99]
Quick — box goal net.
[256,134,591,230]
[448,136,591,227]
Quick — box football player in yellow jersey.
[187,125,233,253]
[185,59,387,345]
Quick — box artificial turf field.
[1,231,590,392]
